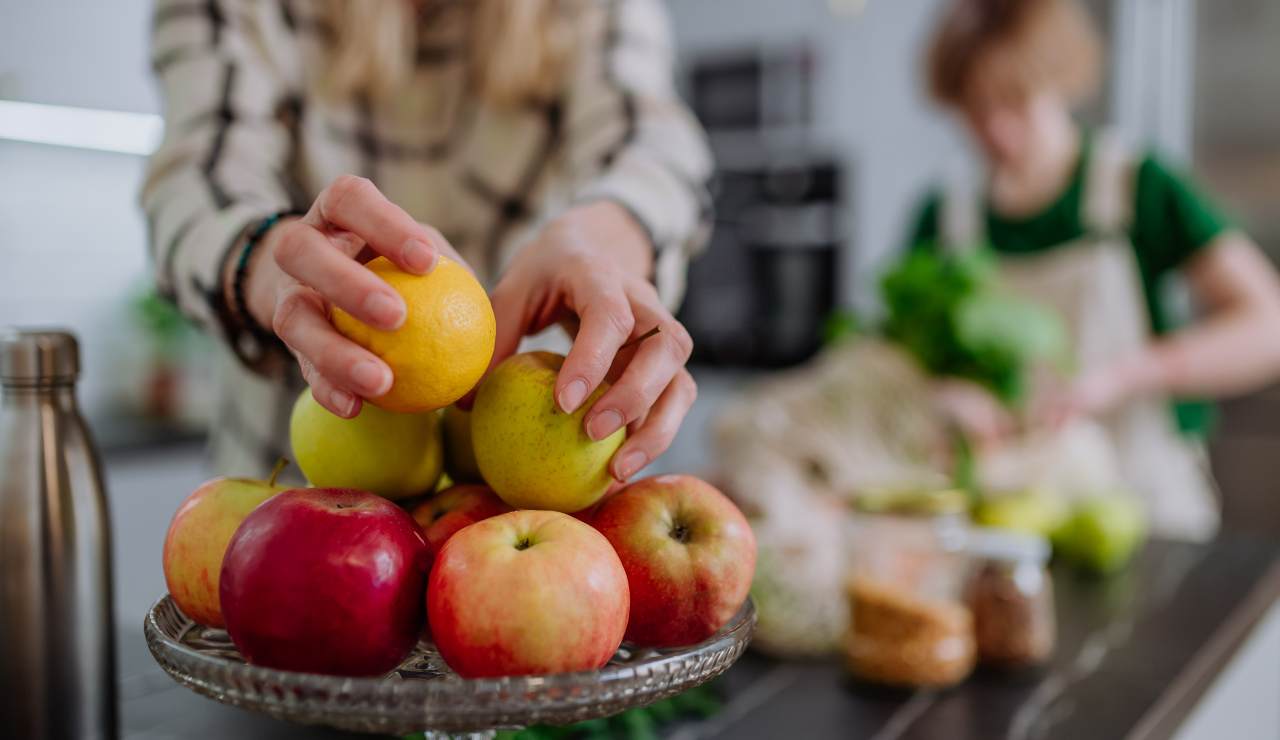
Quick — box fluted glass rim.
[144,594,754,733]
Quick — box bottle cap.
[0,329,80,385]
[964,526,1051,565]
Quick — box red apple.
[428,510,629,678]
[593,474,756,647]
[220,488,429,676]
[162,460,290,627]
[569,485,623,525]
[409,484,512,569]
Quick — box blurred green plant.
[398,683,722,740]
[879,244,1066,405]
[130,287,195,358]
[821,308,862,346]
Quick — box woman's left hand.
[484,201,696,483]
[1031,353,1160,429]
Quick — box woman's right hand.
[231,175,462,418]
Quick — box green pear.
[289,388,443,500]
[471,352,625,512]
[443,405,483,483]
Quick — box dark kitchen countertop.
[694,536,1280,740]
[119,535,1280,739]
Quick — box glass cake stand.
[144,595,755,738]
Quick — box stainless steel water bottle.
[1,329,118,739]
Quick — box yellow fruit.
[289,388,444,500]
[443,405,483,483]
[333,256,495,413]
[472,352,625,512]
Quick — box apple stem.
[619,325,662,351]
[267,458,290,487]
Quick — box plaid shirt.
[141,0,712,478]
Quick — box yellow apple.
[472,352,625,512]
[442,405,483,483]
[289,387,443,500]
[162,460,291,627]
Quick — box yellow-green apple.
[409,484,511,570]
[442,405,483,482]
[220,488,429,676]
[161,460,290,627]
[593,475,756,647]
[290,387,443,500]
[428,510,629,677]
[471,352,624,512]
[1054,495,1147,574]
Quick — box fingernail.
[558,378,589,413]
[614,450,647,480]
[363,292,405,329]
[329,389,356,417]
[402,238,435,273]
[351,360,391,396]
[587,409,624,441]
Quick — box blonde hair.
[926,0,1103,108]
[323,0,573,107]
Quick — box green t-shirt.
[905,135,1233,437]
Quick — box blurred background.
[5,0,1279,441]
[3,0,1280,642]
[3,1,1280,738]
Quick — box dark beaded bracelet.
[232,212,291,343]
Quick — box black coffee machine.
[678,46,845,368]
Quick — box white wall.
[0,1,160,424]
[0,0,157,113]
[667,0,971,311]
[0,142,154,422]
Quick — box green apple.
[471,352,625,512]
[1054,495,1147,574]
[974,490,1069,539]
[289,388,443,500]
[443,405,483,483]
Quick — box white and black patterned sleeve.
[562,0,715,309]
[141,0,303,365]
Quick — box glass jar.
[843,490,976,688]
[965,529,1056,670]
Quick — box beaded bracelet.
[232,212,291,344]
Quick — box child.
[907,0,1280,538]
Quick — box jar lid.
[0,329,80,385]
[964,526,1051,565]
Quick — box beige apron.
[941,134,1219,541]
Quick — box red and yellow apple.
[593,474,756,647]
[220,488,429,676]
[161,460,290,627]
[428,510,629,678]
[409,484,511,569]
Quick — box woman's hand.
[487,201,697,482]
[1030,353,1160,430]
[931,378,1015,452]
[228,175,463,418]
